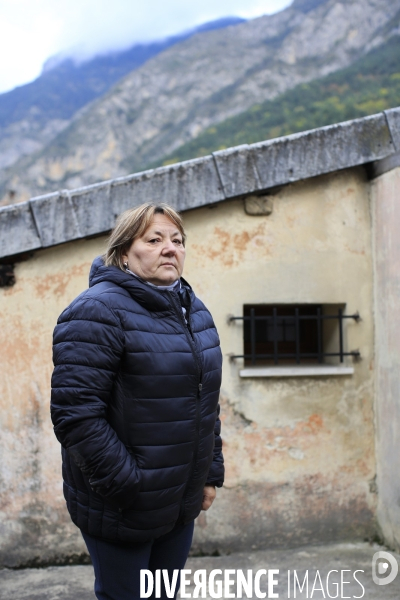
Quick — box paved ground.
[1,541,400,599]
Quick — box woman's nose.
[162,239,177,254]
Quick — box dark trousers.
[81,521,194,600]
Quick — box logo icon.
[372,551,399,585]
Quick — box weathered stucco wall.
[371,166,400,551]
[184,167,376,553]
[0,241,103,566]
[0,167,376,566]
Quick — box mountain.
[153,34,400,166]
[0,17,244,172]
[1,0,400,205]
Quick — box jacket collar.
[89,256,192,312]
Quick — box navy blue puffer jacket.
[51,257,223,543]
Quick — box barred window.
[230,304,360,367]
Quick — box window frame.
[229,303,360,377]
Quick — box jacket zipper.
[168,291,203,522]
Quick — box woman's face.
[122,214,186,286]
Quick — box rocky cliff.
[1,0,399,205]
[0,17,244,175]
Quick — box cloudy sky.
[0,0,292,93]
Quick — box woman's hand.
[201,485,216,510]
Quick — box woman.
[51,203,224,600]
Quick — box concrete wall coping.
[1,107,399,261]
[239,365,355,377]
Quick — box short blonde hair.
[104,203,186,270]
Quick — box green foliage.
[153,36,400,168]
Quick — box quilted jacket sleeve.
[205,404,224,487]
[51,296,140,509]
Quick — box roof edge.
[0,108,399,261]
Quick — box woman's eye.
[173,239,182,245]
[149,238,159,244]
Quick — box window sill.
[239,365,355,378]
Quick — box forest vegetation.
[156,35,400,168]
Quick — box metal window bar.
[295,307,300,365]
[273,307,278,365]
[250,307,256,366]
[339,308,344,363]
[317,306,322,364]
[230,309,360,365]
